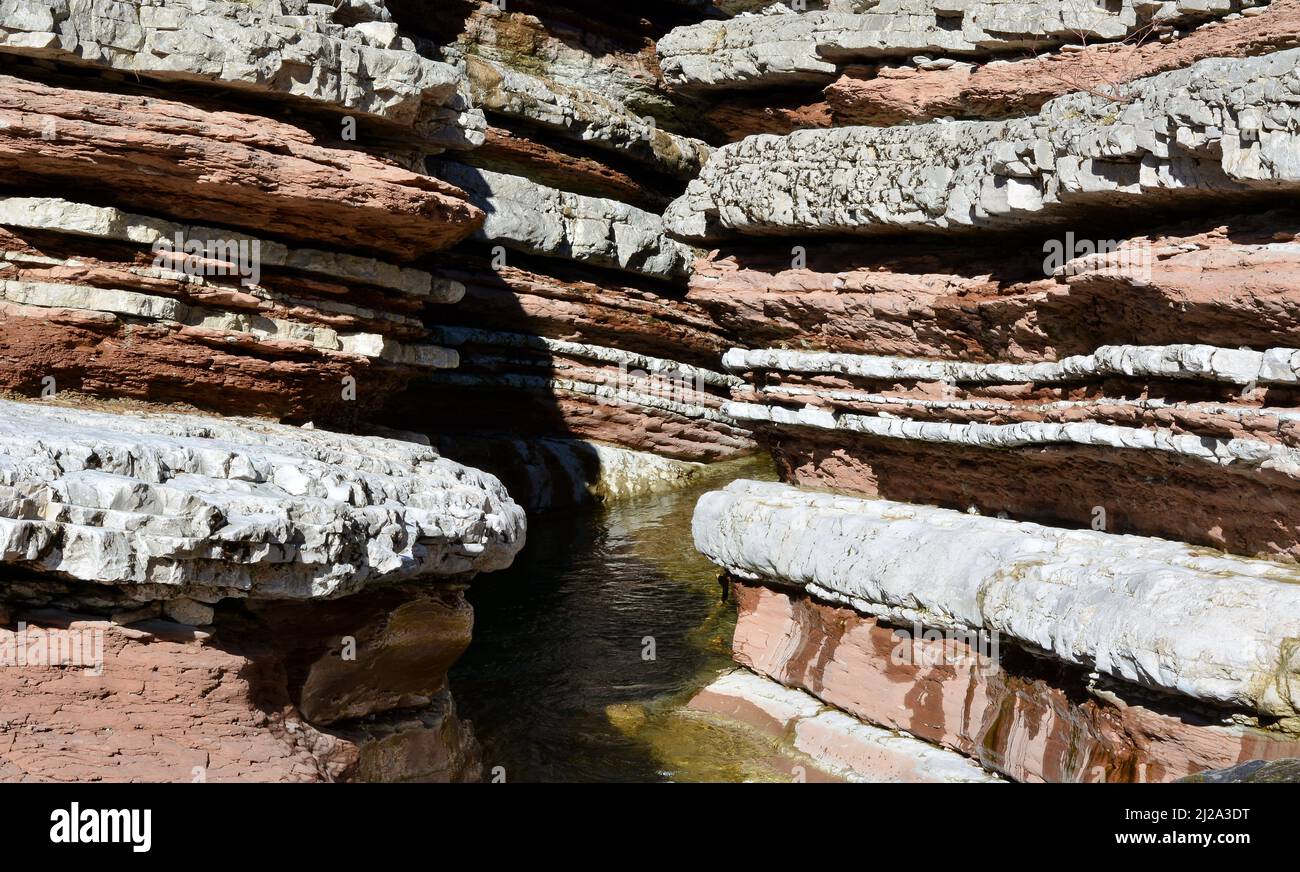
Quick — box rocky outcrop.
[688,669,1005,782]
[667,49,1300,240]
[826,0,1300,125]
[0,76,482,259]
[0,197,462,423]
[0,400,524,602]
[0,0,537,778]
[657,0,1263,92]
[697,481,1300,716]
[0,0,484,147]
[0,398,524,781]
[436,164,696,280]
[676,2,1300,782]
[408,2,756,501]
[724,581,1300,782]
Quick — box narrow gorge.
[0,0,1297,786]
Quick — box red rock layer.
[0,75,482,261]
[690,211,1300,361]
[0,227,430,425]
[731,581,1300,783]
[0,587,481,783]
[462,126,672,211]
[826,1,1300,126]
[762,425,1300,560]
[436,253,731,368]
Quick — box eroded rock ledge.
[0,0,485,147]
[666,48,1300,240]
[694,481,1300,781]
[657,0,1262,92]
[0,397,525,781]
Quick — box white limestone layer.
[0,400,527,601]
[693,480,1300,717]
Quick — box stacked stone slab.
[675,7,1300,780]
[408,0,756,509]
[661,0,1292,139]
[0,0,528,781]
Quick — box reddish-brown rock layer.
[0,226,431,424]
[0,587,482,783]
[461,127,672,211]
[690,211,1300,361]
[411,381,750,462]
[0,313,406,426]
[826,1,1300,126]
[762,425,1300,559]
[0,75,482,260]
[436,254,731,369]
[731,581,1300,783]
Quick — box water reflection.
[451,456,777,782]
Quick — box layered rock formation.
[678,2,1300,781]
[0,0,531,781]
[6,0,1298,784]
[0,401,524,781]
[402,1,758,508]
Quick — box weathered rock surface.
[688,211,1300,359]
[827,0,1300,125]
[0,196,460,422]
[0,399,526,603]
[437,163,696,280]
[0,603,483,782]
[729,581,1300,782]
[688,668,1005,782]
[695,480,1300,716]
[451,48,711,179]
[414,326,753,462]
[0,0,485,147]
[0,76,483,260]
[666,49,1300,240]
[435,253,731,369]
[657,0,1260,92]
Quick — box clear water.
[450,455,788,783]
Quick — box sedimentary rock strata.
[437,164,696,281]
[826,0,1300,125]
[0,0,485,147]
[412,1,756,497]
[0,396,523,781]
[0,76,482,259]
[415,326,751,463]
[688,669,1005,782]
[688,211,1300,358]
[725,581,1300,782]
[0,400,525,601]
[0,197,462,422]
[658,0,1262,92]
[677,3,1300,783]
[697,481,1300,716]
[667,49,1300,240]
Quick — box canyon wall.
[679,0,1300,780]
[4,0,1299,782]
[0,0,528,781]
[396,0,759,509]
